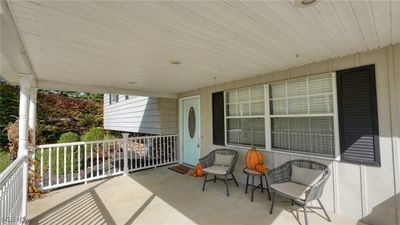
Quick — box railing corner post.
[122,133,129,176]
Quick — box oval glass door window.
[188,107,196,138]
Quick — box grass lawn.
[0,150,11,173]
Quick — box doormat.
[168,164,192,174]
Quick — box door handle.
[197,143,200,148]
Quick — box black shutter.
[212,92,225,145]
[336,64,380,166]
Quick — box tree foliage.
[0,83,19,147]
[0,82,103,148]
[37,90,103,144]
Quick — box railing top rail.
[0,155,27,186]
[37,138,124,148]
[37,134,178,148]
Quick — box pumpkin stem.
[251,146,257,151]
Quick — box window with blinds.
[269,74,336,157]
[226,85,265,147]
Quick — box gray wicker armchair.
[266,160,331,225]
[199,149,239,196]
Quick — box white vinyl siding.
[104,95,177,135]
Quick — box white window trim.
[224,72,340,159]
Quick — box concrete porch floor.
[28,165,367,225]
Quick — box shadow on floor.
[29,180,116,225]
[28,166,365,225]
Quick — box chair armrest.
[266,162,291,185]
[305,171,330,203]
[199,155,213,169]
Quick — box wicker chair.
[266,160,331,225]
[199,149,239,196]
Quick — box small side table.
[243,168,271,201]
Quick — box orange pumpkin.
[255,164,266,173]
[192,163,204,177]
[246,147,264,170]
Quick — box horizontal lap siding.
[178,44,400,225]
[104,95,177,135]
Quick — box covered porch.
[1,0,400,225]
[27,166,364,225]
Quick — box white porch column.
[122,133,129,176]
[28,88,38,148]
[18,75,31,220]
[18,76,31,157]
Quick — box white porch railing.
[36,135,178,190]
[0,155,28,225]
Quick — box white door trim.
[178,95,201,165]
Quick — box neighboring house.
[103,94,177,135]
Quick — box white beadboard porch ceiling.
[7,0,400,96]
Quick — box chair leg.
[264,174,271,200]
[269,192,276,214]
[318,199,331,222]
[251,175,255,201]
[202,174,208,191]
[260,176,264,193]
[214,175,216,183]
[303,206,308,225]
[224,175,229,197]
[231,173,239,187]
[245,174,249,194]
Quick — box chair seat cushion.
[270,182,310,200]
[203,166,229,175]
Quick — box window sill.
[225,144,340,161]
[268,148,339,161]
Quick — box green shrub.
[58,132,80,143]
[81,127,105,141]
[103,131,115,140]
[47,132,82,175]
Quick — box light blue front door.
[182,97,200,166]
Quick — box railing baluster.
[119,141,121,172]
[143,138,146,167]
[168,136,171,163]
[113,141,116,174]
[71,144,74,182]
[134,139,137,170]
[151,137,154,167]
[102,142,105,176]
[174,136,177,161]
[78,145,81,180]
[40,148,44,187]
[163,137,166,164]
[64,146,67,184]
[56,146,59,185]
[130,139,133,171]
[84,144,87,182]
[96,142,99,177]
[156,137,159,166]
[49,147,52,187]
[91,143,93,178]
[108,142,111,175]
